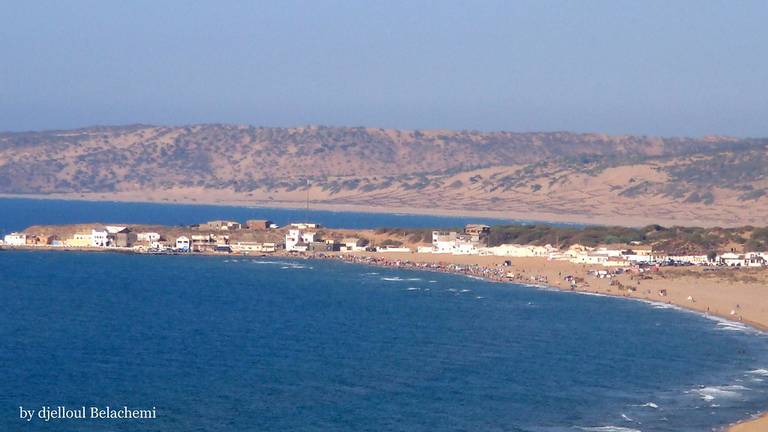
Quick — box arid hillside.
[1,124,767,226]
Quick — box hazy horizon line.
[1,122,762,141]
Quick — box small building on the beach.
[430,229,489,254]
[3,232,27,246]
[289,222,320,229]
[340,237,367,252]
[487,244,551,257]
[665,254,709,265]
[464,224,491,246]
[453,234,479,255]
[25,234,51,246]
[175,236,190,251]
[149,240,170,251]
[719,252,745,266]
[309,241,337,252]
[571,251,626,266]
[231,242,266,253]
[197,220,241,231]
[464,224,491,236]
[137,232,161,242]
[746,253,767,267]
[114,228,138,248]
[285,229,318,252]
[91,227,110,247]
[189,233,230,252]
[245,219,272,230]
[65,233,92,247]
[285,229,301,251]
[432,231,459,253]
[261,242,278,253]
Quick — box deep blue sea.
[3,250,768,431]
[0,198,544,233]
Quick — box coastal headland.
[4,219,768,431]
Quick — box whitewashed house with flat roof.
[719,252,745,266]
[452,236,478,255]
[91,228,109,247]
[3,232,27,246]
[285,229,317,252]
[432,231,458,253]
[341,238,367,252]
[65,233,92,247]
[487,244,551,257]
[746,253,767,267]
[175,236,190,251]
[231,242,264,253]
[285,229,301,251]
[137,232,161,242]
[290,223,319,229]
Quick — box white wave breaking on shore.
[688,385,750,402]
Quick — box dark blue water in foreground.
[0,198,542,233]
[2,251,768,431]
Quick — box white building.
[623,253,655,264]
[595,247,624,258]
[432,231,459,253]
[137,232,161,242]
[64,233,93,247]
[667,255,710,265]
[150,241,168,251]
[429,230,491,255]
[3,232,27,246]
[486,244,551,257]
[73,233,92,243]
[289,222,320,229]
[452,240,477,255]
[176,236,190,251]
[341,238,367,252]
[285,229,301,251]
[91,228,109,247]
[231,242,265,253]
[746,252,767,267]
[570,251,626,267]
[719,252,745,266]
[285,230,317,251]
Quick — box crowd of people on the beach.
[321,253,556,286]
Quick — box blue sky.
[1,1,766,136]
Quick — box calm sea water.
[2,250,768,431]
[0,198,542,233]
